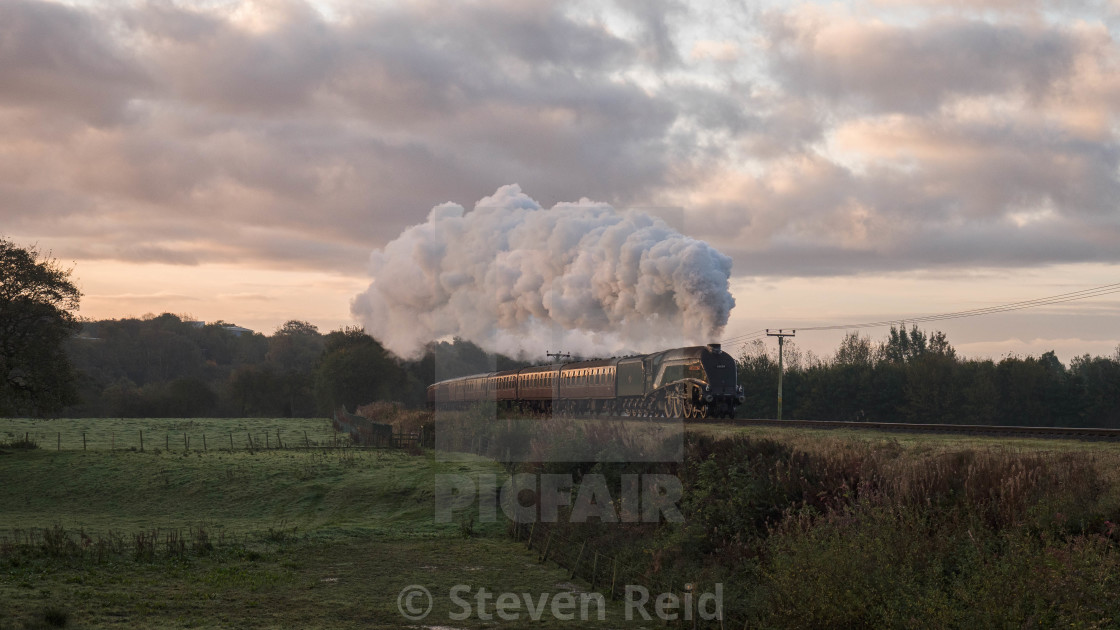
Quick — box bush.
[525,432,1120,627]
[0,435,39,450]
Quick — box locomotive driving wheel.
[660,384,690,419]
[682,399,705,420]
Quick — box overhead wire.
[719,280,1120,351]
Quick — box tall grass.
[523,433,1120,627]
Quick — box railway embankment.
[506,429,1120,627]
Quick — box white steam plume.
[351,185,735,359]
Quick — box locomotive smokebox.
[707,343,722,353]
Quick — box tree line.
[1,235,528,418]
[3,236,1118,425]
[61,315,521,418]
[737,326,1120,427]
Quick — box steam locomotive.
[426,343,745,420]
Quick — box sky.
[2,0,1119,363]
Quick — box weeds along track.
[552,414,1120,441]
[732,418,1120,440]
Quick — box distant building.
[220,325,254,337]
[186,320,254,336]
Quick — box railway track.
[442,411,1120,441]
[730,418,1120,441]
[551,414,1120,441]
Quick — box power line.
[721,280,1120,350]
[798,281,1120,331]
[719,328,767,345]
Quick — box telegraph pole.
[546,351,571,363]
[766,329,796,420]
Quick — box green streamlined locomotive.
[427,343,744,420]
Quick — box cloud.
[89,291,199,302]
[0,0,151,124]
[766,11,1087,114]
[0,0,690,273]
[1,0,1119,291]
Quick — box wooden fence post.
[540,530,553,563]
[203,434,207,452]
[229,432,234,451]
[304,431,309,448]
[265,433,270,449]
[57,432,60,451]
[83,433,86,450]
[571,542,586,579]
[139,430,143,453]
[166,434,169,451]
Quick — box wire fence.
[0,522,303,564]
[1,427,423,452]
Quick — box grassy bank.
[7,415,1120,627]
[519,430,1120,628]
[0,432,648,629]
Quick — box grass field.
[0,418,654,629]
[694,419,1120,457]
[6,416,1120,628]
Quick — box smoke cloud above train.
[351,184,735,359]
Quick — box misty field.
[0,419,651,629]
[6,416,1120,628]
